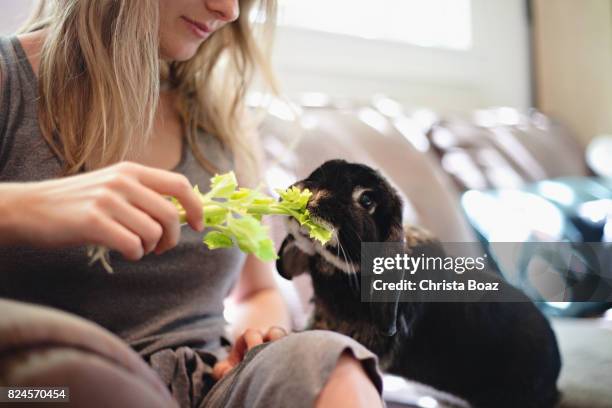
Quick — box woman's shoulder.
[0,36,20,72]
[0,34,39,114]
[0,36,9,93]
[0,35,46,174]
[0,35,33,90]
[0,36,11,121]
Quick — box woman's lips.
[181,16,212,39]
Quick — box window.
[277,0,472,50]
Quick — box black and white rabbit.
[277,159,561,408]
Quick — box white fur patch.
[285,218,358,275]
[318,247,357,274]
[287,219,315,255]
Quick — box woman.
[0,0,383,407]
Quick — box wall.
[533,0,612,146]
[0,0,35,35]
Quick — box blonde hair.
[20,0,278,185]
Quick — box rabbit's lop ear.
[276,235,310,280]
[368,254,402,336]
[369,224,405,336]
[385,224,405,243]
[369,297,400,336]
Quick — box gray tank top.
[0,36,246,356]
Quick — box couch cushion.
[553,317,612,408]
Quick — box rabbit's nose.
[292,181,306,190]
[307,189,331,209]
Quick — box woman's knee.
[315,351,383,408]
[276,331,383,407]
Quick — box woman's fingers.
[102,190,163,254]
[85,212,144,261]
[114,179,183,254]
[214,329,265,380]
[212,328,289,381]
[227,329,264,366]
[244,328,265,349]
[212,361,232,380]
[264,326,288,342]
[130,164,204,232]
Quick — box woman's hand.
[213,326,288,380]
[0,161,204,259]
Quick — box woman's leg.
[201,330,384,408]
[315,352,383,408]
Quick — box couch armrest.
[1,347,176,408]
[0,299,177,407]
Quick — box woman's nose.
[205,0,240,23]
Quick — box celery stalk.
[172,171,333,262]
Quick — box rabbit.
[276,159,561,408]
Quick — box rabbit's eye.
[358,192,374,209]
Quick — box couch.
[257,96,611,407]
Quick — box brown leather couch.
[259,96,610,408]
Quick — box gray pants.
[148,330,383,408]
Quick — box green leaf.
[303,221,333,244]
[229,188,252,201]
[227,216,268,253]
[276,186,312,210]
[207,172,238,198]
[256,238,278,261]
[253,197,275,205]
[203,231,233,249]
[202,204,229,226]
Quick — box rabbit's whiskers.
[336,244,356,293]
[337,241,359,294]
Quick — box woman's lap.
[147,330,383,408]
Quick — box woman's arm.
[226,253,292,339]
[226,121,291,335]
[212,253,292,379]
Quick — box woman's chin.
[160,43,201,62]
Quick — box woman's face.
[159,0,240,61]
